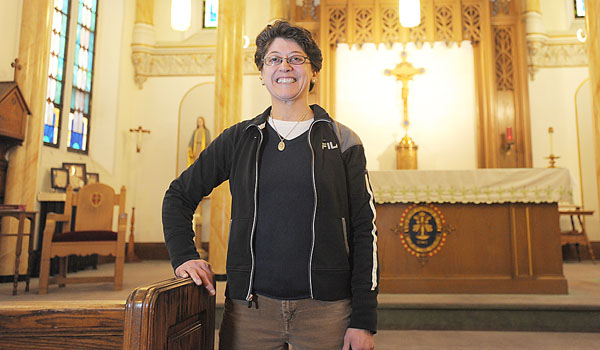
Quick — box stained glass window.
[67,0,97,152]
[203,0,218,28]
[44,0,71,147]
[575,0,585,18]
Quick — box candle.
[548,127,554,155]
[506,127,513,142]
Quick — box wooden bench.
[0,278,215,350]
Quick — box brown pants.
[219,294,351,350]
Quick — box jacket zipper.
[341,217,350,256]
[246,125,264,306]
[307,119,330,299]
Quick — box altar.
[370,168,572,294]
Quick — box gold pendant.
[278,140,285,151]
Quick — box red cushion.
[52,230,118,242]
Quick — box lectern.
[0,81,30,203]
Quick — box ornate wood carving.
[353,7,374,48]
[434,4,454,45]
[494,27,515,91]
[328,7,348,46]
[381,8,401,48]
[462,3,481,44]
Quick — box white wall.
[0,0,22,81]
[540,0,586,33]
[335,42,477,171]
[130,75,270,243]
[529,68,599,240]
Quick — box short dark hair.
[254,20,323,74]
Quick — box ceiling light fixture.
[399,0,421,28]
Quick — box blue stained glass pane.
[74,46,79,67]
[61,13,68,33]
[63,0,70,14]
[78,1,83,23]
[59,35,66,56]
[76,25,81,46]
[55,81,62,102]
[84,93,89,113]
[87,54,93,72]
[92,0,97,12]
[58,57,64,80]
[71,89,76,109]
[91,12,96,31]
[86,72,92,91]
[89,33,94,52]
[44,125,53,143]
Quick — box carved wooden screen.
[317,0,532,168]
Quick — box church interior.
[1,0,600,348]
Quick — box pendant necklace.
[270,112,308,151]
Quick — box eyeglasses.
[263,55,310,66]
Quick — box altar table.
[369,168,572,294]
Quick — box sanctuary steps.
[0,260,598,350]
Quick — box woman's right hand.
[175,259,216,296]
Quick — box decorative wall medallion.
[396,203,451,265]
[91,192,103,208]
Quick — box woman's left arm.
[342,143,379,334]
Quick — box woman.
[163,21,378,350]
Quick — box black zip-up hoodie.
[162,104,379,333]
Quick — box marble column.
[1,0,53,276]
[210,0,245,274]
[132,0,155,88]
[135,0,154,24]
[587,0,600,224]
[523,0,546,80]
[270,0,290,21]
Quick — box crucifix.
[384,51,425,169]
[126,125,151,263]
[129,125,151,153]
[10,58,22,81]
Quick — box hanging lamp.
[171,0,191,31]
[399,0,421,28]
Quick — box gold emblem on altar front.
[396,204,448,265]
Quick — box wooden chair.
[559,207,596,264]
[38,183,127,294]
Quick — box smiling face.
[261,38,317,105]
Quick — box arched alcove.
[176,82,216,176]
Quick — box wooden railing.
[0,278,215,350]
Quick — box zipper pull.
[247,293,254,308]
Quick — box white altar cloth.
[368,168,573,204]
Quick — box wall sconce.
[399,0,421,28]
[171,0,191,31]
[501,126,515,153]
[576,28,587,43]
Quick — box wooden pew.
[0,278,215,350]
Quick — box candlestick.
[545,126,559,168]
